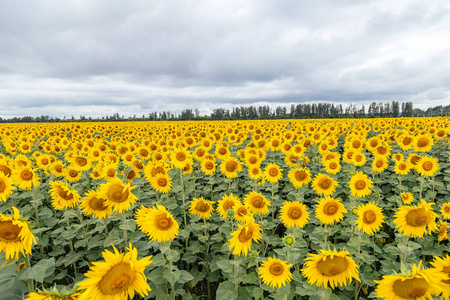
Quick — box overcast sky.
[0,0,449,118]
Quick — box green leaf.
[242,272,258,284]
[19,258,54,283]
[253,287,263,299]
[216,260,233,274]
[176,270,194,283]
[216,281,238,300]
[164,270,180,285]
[166,249,180,262]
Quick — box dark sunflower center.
[89,197,107,211]
[377,147,387,155]
[151,167,165,177]
[411,156,420,165]
[268,168,278,177]
[444,206,450,213]
[269,263,284,276]
[251,196,264,208]
[252,168,260,175]
[58,189,74,200]
[0,221,22,242]
[323,202,338,216]
[238,226,253,243]
[363,210,376,224]
[155,214,173,230]
[319,178,332,189]
[316,256,348,277]
[157,178,168,187]
[370,140,378,147]
[399,163,407,171]
[443,266,450,284]
[69,170,78,177]
[375,160,384,168]
[54,165,63,172]
[355,180,366,190]
[249,156,258,164]
[295,171,307,181]
[98,262,136,295]
[0,166,11,176]
[392,277,429,299]
[107,184,130,203]
[352,141,361,148]
[195,202,209,213]
[237,207,247,216]
[417,138,429,148]
[76,157,87,166]
[126,170,136,180]
[223,200,235,210]
[41,158,49,165]
[21,170,33,181]
[0,181,5,192]
[205,162,214,170]
[287,206,302,220]
[354,156,362,162]
[218,148,227,155]
[405,208,430,227]
[422,161,433,171]
[226,161,238,172]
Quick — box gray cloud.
[0,0,450,118]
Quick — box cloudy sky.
[1,0,449,119]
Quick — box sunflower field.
[0,118,449,300]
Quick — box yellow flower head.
[244,191,270,215]
[228,217,261,256]
[355,202,385,235]
[259,257,293,289]
[349,171,373,198]
[312,173,338,197]
[279,201,310,229]
[315,197,347,225]
[189,196,215,219]
[135,205,179,243]
[393,199,438,238]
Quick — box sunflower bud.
[283,235,295,246]
[226,208,235,218]
[250,250,259,259]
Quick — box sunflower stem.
[25,254,34,293]
[323,224,328,245]
[76,206,87,240]
[32,187,44,259]
[234,255,239,293]
[122,212,128,247]
[419,177,424,200]
[401,235,409,265]
[167,242,176,300]
[179,169,187,229]
[103,218,108,235]
[209,175,213,201]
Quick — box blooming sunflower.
[248,166,262,180]
[355,202,385,235]
[80,190,112,219]
[150,173,172,194]
[413,134,434,152]
[323,159,341,175]
[12,167,40,190]
[441,202,450,219]
[135,205,179,242]
[438,221,449,241]
[312,173,338,197]
[393,199,438,238]
[430,255,450,299]
[219,156,242,179]
[233,203,253,223]
[351,152,366,167]
[0,207,36,260]
[189,196,214,219]
[375,261,447,300]
[259,257,293,289]
[302,249,360,289]
[97,177,137,213]
[349,171,373,198]
[72,155,92,172]
[217,193,240,218]
[279,201,310,228]
[170,149,192,169]
[394,161,411,176]
[315,197,347,225]
[400,192,414,205]
[77,244,153,300]
[287,167,311,188]
[371,156,389,173]
[263,163,283,183]
[416,156,439,177]
[200,159,216,176]
[25,286,81,300]
[228,217,261,256]
[243,191,270,215]
[64,167,82,183]
[0,171,16,202]
[49,181,81,210]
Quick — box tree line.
[0,101,448,123]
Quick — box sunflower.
[430,255,450,299]
[287,167,311,188]
[264,163,283,183]
[394,161,411,175]
[64,167,82,183]
[441,202,450,219]
[200,159,216,175]
[312,173,338,197]
[189,196,214,219]
[0,171,16,202]
[414,134,434,152]
[375,261,447,300]
[219,156,242,179]
[217,193,240,218]
[438,220,449,241]
[12,167,40,190]
[245,153,262,168]
[400,192,414,205]
[0,207,36,260]
[302,249,360,289]
[259,257,293,289]
[80,190,112,219]
[355,202,385,235]
[393,199,438,238]
[323,160,341,175]
[72,155,92,172]
[49,181,81,210]
[351,152,366,167]
[97,177,137,213]
[0,159,12,177]
[349,171,373,198]
[315,197,347,225]
[228,217,261,256]
[170,149,192,169]
[233,203,253,223]
[248,166,262,180]
[416,156,439,177]
[279,201,310,228]
[135,205,179,242]
[48,160,66,177]
[100,163,118,181]
[371,156,389,173]
[150,173,172,194]
[77,244,152,300]
[25,286,81,300]
[244,191,270,215]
